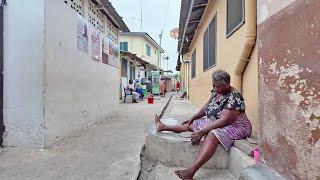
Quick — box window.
[226,0,245,37]
[146,44,151,56]
[120,42,128,51]
[203,15,217,71]
[191,50,196,78]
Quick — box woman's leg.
[155,115,192,133]
[175,132,219,179]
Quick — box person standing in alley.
[176,80,180,92]
[160,78,166,97]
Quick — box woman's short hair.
[212,70,230,85]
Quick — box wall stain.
[258,0,320,179]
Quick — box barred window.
[203,14,216,71]
[226,0,245,37]
[191,50,196,78]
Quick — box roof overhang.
[175,0,208,71]
[121,51,161,71]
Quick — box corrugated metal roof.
[177,0,208,54]
[176,0,208,71]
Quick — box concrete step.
[151,164,236,180]
[146,118,229,169]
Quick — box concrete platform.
[146,118,229,169]
[152,165,236,180]
[143,96,262,179]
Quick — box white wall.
[43,0,119,147]
[3,0,45,148]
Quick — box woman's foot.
[155,115,165,132]
[174,168,195,180]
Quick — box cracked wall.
[258,0,320,179]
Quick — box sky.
[109,0,181,74]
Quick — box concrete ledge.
[239,164,285,180]
[145,118,228,169]
[228,147,255,179]
[233,132,258,156]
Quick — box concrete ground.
[0,95,170,180]
[152,165,236,180]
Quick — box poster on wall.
[108,40,119,68]
[102,36,109,64]
[91,28,101,61]
[77,14,89,53]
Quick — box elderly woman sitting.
[155,70,252,179]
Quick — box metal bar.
[0,0,4,147]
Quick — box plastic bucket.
[147,97,154,104]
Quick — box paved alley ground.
[0,96,170,180]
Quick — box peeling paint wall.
[258,0,320,179]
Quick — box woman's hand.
[181,119,194,126]
[191,130,206,145]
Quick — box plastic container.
[253,147,260,164]
[147,97,154,104]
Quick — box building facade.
[2,0,129,148]
[176,0,259,133]
[119,32,165,67]
[176,0,320,179]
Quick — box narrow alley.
[0,97,170,180]
[1,0,319,179]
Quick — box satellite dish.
[170,28,179,39]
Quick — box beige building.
[176,0,258,133]
[177,0,320,179]
[2,0,129,148]
[119,32,165,67]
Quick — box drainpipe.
[234,0,257,93]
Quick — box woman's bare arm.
[200,109,240,134]
[182,105,206,125]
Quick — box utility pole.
[164,56,169,75]
[140,0,143,30]
[157,30,163,73]
[0,0,6,147]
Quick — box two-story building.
[119,32,165,67]
[119,32,164,94]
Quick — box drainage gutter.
[234,0,257,93]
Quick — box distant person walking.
[176,81,181,92]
